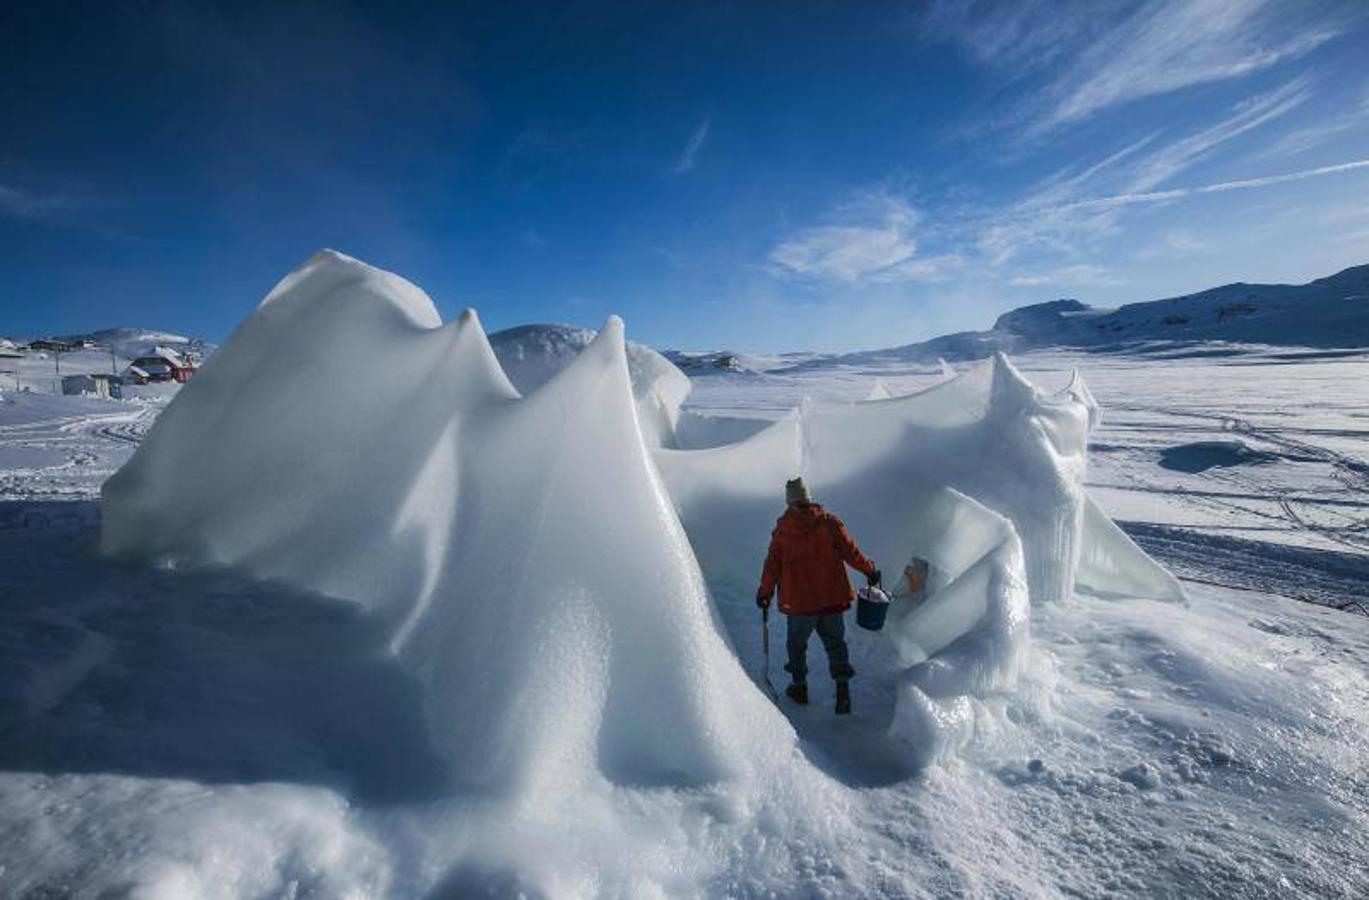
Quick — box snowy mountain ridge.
[19,263,1365,383]
[827,262,1369,367]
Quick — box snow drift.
[102,249,1181,781]
[102,250,787,796]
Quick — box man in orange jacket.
[756,477,879,715]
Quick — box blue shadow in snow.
[0,501,449,806]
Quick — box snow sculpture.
[102,250,788,795]
[104,249,1181,779]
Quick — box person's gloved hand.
[867,568,882,587]
[756,592,772,610]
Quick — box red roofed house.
[127,346,197,384]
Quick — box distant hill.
[824,263,1369,367]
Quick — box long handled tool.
[760,606,780,702]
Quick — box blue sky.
[3,0,1368,352]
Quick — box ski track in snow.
[2,349,1369,897]
[0,396,157,501]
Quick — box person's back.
[764,503,869,616]
[756,477,879,715]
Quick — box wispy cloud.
[1041,0,1339,130]
[922,0,1354,133]
[1120,77,1313,191]
[808,73,1369,297]
[767,191,959,284]
[769,222,916,283]
[1058,157,1369,212]
[978,79,1315,264]
[671,117,711,175]
[920,0,1104,76]
[1251,89,1369,161]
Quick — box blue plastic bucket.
[855,588,890,631]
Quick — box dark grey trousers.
[784,612,854,684]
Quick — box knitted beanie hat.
[785,477,812,505]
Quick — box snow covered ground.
[1,340,1367,896]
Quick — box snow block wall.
[102,250,789,797]
[103,250,1181,779]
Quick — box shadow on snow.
[0,501,448,807]
[0,500,924,801]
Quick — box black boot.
[835,680,851,715]
[785,682,809,705]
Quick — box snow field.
[4,500,1365,895]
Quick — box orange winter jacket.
[757,504,876,616]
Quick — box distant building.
[126,346,197,384]
[62,373,121,400]
[29,338,73,352]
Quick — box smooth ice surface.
[102,250,787,797]
[1077,495,1186,601]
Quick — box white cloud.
[769,223,916,283]
[671,118,711,175]
[767,192,922,283]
